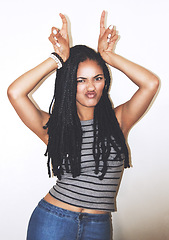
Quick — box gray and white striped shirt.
[49,119,124,212]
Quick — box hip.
[27,199,112,240]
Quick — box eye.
[77,79,85,83]
[95,76,103,81]
[77,77,85,83]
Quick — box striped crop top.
[49,119,124,212]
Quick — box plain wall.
[1,0,169,239]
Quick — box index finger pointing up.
[59,13,68,31]
[100,10,106,36]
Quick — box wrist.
[62,49,70,62]
[99,50,117,67]
[49,52,64,69]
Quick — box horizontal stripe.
[51,188,114,205]
[57,181,116,193]
[82,141,93,145]
[82,136,94,139]
[59,177,118,186]
[80,173,120,180]
[49,119,124,212]
[58,178,119,192]
[54,185,114,199]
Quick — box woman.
[7,11,159,240]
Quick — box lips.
[85,91,96,99]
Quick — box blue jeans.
[26,199,112,240]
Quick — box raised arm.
[98,11,159,138]
[7,13,70,145]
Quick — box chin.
[84,99,99,107]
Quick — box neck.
[77,105,94,121]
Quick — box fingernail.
[108,33,111,38]
[56,42,61,47]
[53,29,57,34]
[109,25,113,30]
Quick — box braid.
[93,89,129,180]
[44,45,130,180]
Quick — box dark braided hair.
[44,45,130,180]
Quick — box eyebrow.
[77,74,104,79]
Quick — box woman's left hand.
[48,13,70,62]
[98,12,159,138]
[98,11,119,64]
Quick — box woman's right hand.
[7,13,71,145]
[48,13,70,62]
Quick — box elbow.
[148,75,160,94]
[7,85,13,101]
[7,85,14,101]
[7,84,20,102]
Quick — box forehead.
[77,59,103,77]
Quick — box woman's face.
[76,59,105,113]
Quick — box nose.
[86,80,95,91]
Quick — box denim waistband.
[38,199,110,222]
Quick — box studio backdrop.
[0,0,169,239]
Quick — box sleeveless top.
[49,119,124,212]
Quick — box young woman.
[7,11,159,240]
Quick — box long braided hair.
[44,45,130,180]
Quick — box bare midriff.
[44,193,108,214]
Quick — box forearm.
[8,57,57,99]
[105,52,159,90]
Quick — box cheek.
[76,85,85,101]
[97,82,105,94]
[76,85,84,95]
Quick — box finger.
[53,36,61,47]
[106,25,117,42]
[50,27,62,46]
[107,33,119,49]
[109,26,117,38]
[107,28,113,42]
[110,34,119,43]
[48,35,55,46]
[51,27,60,35]
[55,42,61,48]
[100,10,106,36]
[100,10,105,28]
[59,13,68,32]
[49,34,61,48]
[49,34,56,45]
[107,34,118,44]
[107,33,111,43]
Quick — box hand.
[48,13,70,62]
[98,11,119,63]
